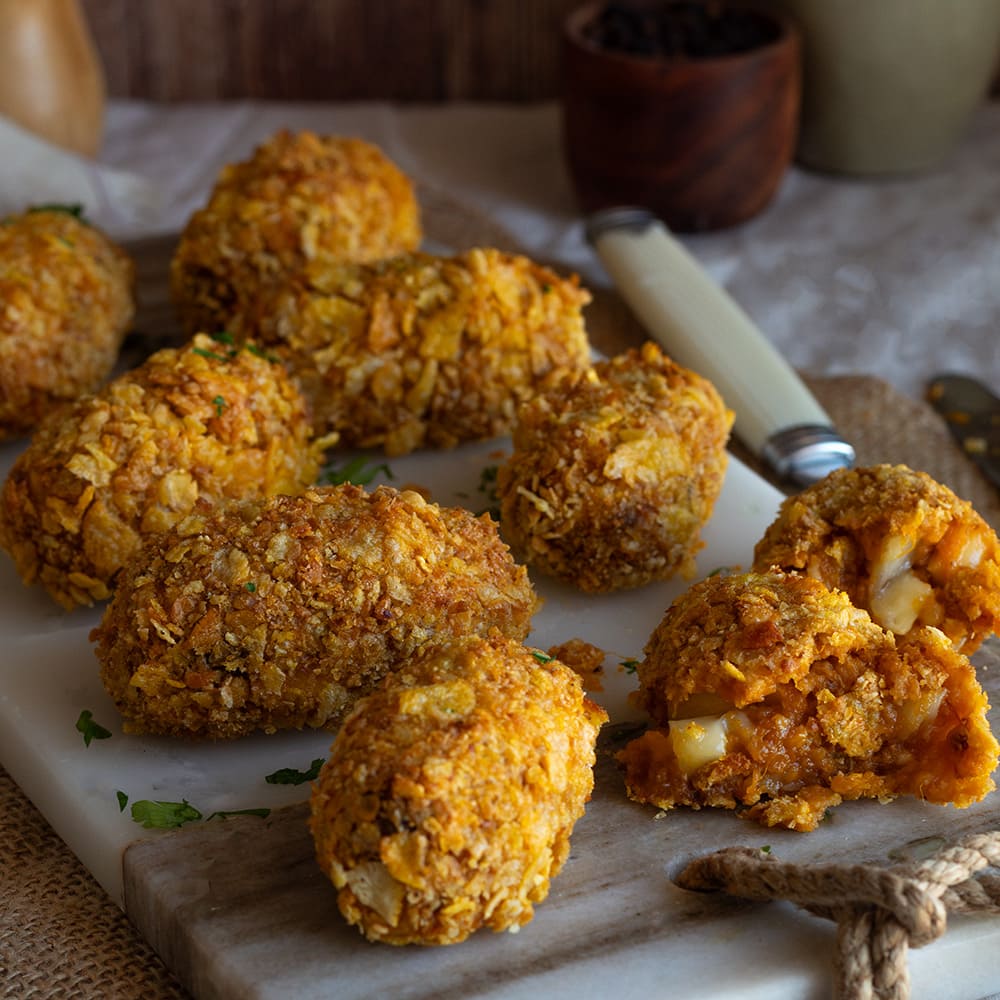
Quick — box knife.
[585,207,855,487]
[926,373,1000,491]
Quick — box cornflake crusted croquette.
[93,486,540,739]
[497,341,732,592]
[234,248,593,455]
[0,206,134,441]
[619,569,998,831]
[0,334,321,609]
[309,634,607,945]
[752,463,1000,653]
[170,131,421,336]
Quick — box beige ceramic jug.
[0,0,106,157]
[760,0,1000,174]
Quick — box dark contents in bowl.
[582,1,780,59]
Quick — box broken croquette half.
[619,569,998,831]
[497,341,732,592]
[752,463,1000,653]
[309,633,607,945]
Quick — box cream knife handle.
[587,208,854,485]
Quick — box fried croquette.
[0,334,320,608]
[231,247,593,455]
[752,463,1000,653]
[619,569,998,831]
[93,486,540,739]
[497,341,732,592]
[309,633,607,945]
[170,130,421,336]
[0,207,134,441]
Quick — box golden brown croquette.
[93,486,540,739]
[0,334,321,608]
[497,341,732,592]
[0,207,134,440]
[310,633,606,945]
[170,130,422,336]
[233,247,593,455]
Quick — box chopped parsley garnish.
[29,202,87,222]
[620,659,639,674]
[530,650,554,664]
[245,581,257,593]
[265,758,325,786]
[76,709,112,747]
[116,790,129,812]
[210,331,236,345]
[246,343,280,364]
[192,346,230,362]
[129,798,203,830]
[125,797,270,829]
[476,464,501,519]
[322,455,394,487]
[212,395,227,417]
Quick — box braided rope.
[676,831,1000,1000]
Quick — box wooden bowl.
[561,1,801,232]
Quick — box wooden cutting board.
[4,221,1000,1000]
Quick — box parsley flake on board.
[620,659,639,674]
[476,464,501,519]
[322,455,394,487]
[129,799,203,830]
[126,797,270,829]
[75,709,112,747]
[265,758,324,786]
[116,791,129,812]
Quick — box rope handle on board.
[676,831,1000,1000]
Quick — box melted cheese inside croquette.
[753,464,1000,653]
[309,634,607,945]
[620,569,998,831]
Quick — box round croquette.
[619,569,998,831]
[752,463,1000,653]
[92,487,540,739]
[170,131,421,336]
[310,633,607,945]
[497,341,732,592]
[0,334,321,608]
[232,247,593,455]
[0,207,134,441]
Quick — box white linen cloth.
[2,99,999,400]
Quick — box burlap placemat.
[3,187,999,1000]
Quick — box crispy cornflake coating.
[170,130,422,336]
[497,341,732,592]
[233,248,593,455]
[619,569,998,831]
[752,464,1000,653]
[0,334,320,608]
[93,487,540,739]
[0,208,134,440]
[310,633,607,945]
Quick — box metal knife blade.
[926,373,1000,491]
[585,207,855,486]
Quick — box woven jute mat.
[2,186,999,999]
